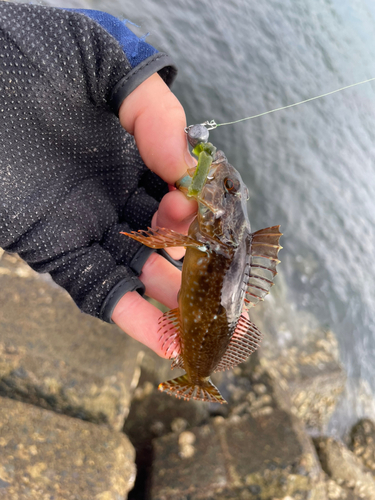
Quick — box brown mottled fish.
[122,138,281,404]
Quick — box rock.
[151,408,326,499]
[211,355,288,423]
[350,419,375,474]
[314,436,375,499]
[323,476,361,500]
[266,329,346,433]
[125,351,209,444]
[124,351,209,500]
[0,252,144,430]
[251,276,346,432]
[0,395,135,499]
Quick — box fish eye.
[224,177,240,193]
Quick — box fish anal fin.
[121,227,203,250]
[245,226,282,309]
[158,374,227,404]
[214,316,262,372]
[158,308,182,358]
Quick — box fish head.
[197,151,250,246]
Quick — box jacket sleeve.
[0,2,176,322]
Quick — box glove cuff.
[110,53,177,115]
[100,276,145,323]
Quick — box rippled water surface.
[26,0,375,433]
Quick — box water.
[22,0,375,434]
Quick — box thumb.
[118,73,196,185]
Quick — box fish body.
[122,150,282,403]
[178,217,233,384]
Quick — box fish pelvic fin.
[158,374,227,404]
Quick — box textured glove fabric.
[68,8,177,112]
[0,2,175,320]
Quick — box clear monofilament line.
[213,77,375,128]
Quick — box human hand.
[112,73,197,357]
[0,3,195,357]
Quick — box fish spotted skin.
[122,151,282,403]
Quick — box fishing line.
[198,77,375,130]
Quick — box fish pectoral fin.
[214,315,262,372]
[245,225,283,308]
[158,374,227,404]
[121,227,203,250]
[158,308,182,359]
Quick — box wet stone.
[125,351,209,446]
[350,419,375,474]
[0,253,144,430]
[151,407,327,500]
[0,395,135,499]
[125,352,209,500]
[323,477,362,500]
[314,436,375,499]
[252,288,346,432]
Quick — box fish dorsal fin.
[214,315,262,372]
[244,225,282,308]
[158,308,182,359]
[121,227,205,250]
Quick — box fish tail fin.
[158,374,227,404]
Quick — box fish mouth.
[198,198,225,217]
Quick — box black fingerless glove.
[0,3,177,321]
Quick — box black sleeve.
[0,2,174,321]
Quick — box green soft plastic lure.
[187,141,216,197]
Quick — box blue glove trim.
[110,52,177,114]
[66,9,157,68]
[100,276,146,323]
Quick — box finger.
[152,189,197,260]
[140,252,181,309]
[152,189,197,234]
[111,291,169,358]
[118,73,196,185]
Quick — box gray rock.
[0,395,135,499]
[323,475,362,500]
[315,436,375,499]
[124,351,209,500]
[125,351,209,445]
[251,274,346,432]
[263,328,346,433]
[151,408,326,499]
[212,354,288,422]
[0,252,144,430]
[350,419,375,475]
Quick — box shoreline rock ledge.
[1,251,373,500]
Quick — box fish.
[122,148,282,404]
